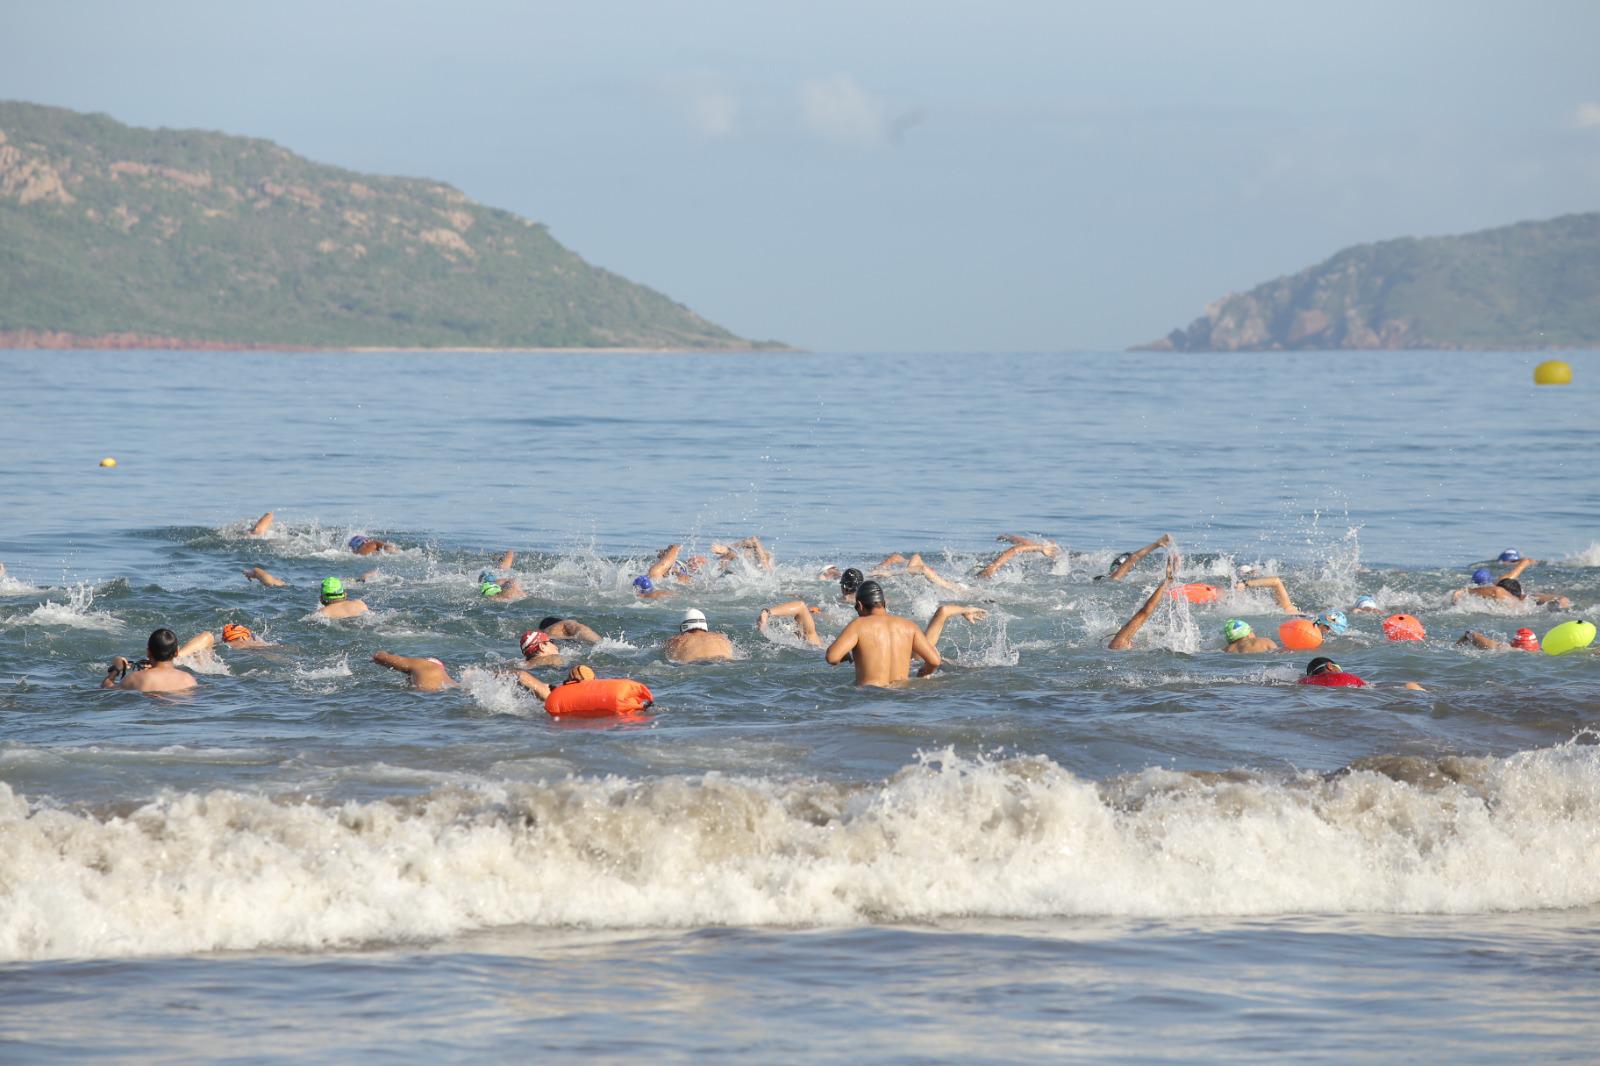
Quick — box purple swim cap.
[1472,568,1492,585]
[348,535,367,550]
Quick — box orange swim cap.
[221,623,254,644]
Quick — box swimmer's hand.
[107,656,129,677]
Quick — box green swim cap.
[1222,618,1252,642]
[320,577,346,603]
[479,581,502,597]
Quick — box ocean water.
[1,349,1597,1062]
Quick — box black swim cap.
[840,567,864,595]
[1497,578,1524,598]
[855,580,886,609]
[147,628,180,663]
[537,616,563,632]
[1305,657,1338,676]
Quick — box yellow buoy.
[1533,360,1572,385]
[99,457,117,468]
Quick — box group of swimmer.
[83,512,1596,706]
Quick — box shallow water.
[1,349,1597,1061]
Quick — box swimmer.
[315,577,369,619]
[1452,577,1570,610]
[537,616,602,643]
[1296,657,1425,690]
[517,629,563,668]
[710,536,774,572]
[664,608,735,663]
[1222,619,1278,653]
[976,535,1060,580]
[512,662,595,701]
[175,623,270,658]
[1099,534,1171,582]
[477,571,527,602]
[371,651,454,691]
[634,545,684,597]
[1312,610,1348,639]
[102,628,198,693]
[825,581,942,686]
[1108,549,1179,650]
[633,575,674,600]
[348,535,397,556]
[247,511,274,537]
[1350,594,1381,615]
[1456,628,1541,652]
[870,553,964,592]
[243,566,287,588]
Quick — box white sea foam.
[461,667,536,717]
[176,649,231,676]
[293,656,352,681]
[4,745,1600,962]
[18,583,123,632]
[1562,542,1600,567]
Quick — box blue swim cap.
[1317,610,1348,635]
[1353,595,1378,609]
[1471,568,1492,586]
[1498,549,1521,563]
[348,535,367,550]
[633,575,654,593]
[478,570,496,585]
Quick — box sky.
[3,0,1599,351]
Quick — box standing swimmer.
[824,581,942,686]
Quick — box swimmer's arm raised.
[1502,558,1535,581]
[924,604,987,648]
[176,631,215,659]
[647,544,682,580]
[1238,575,1296,613]
[243,566,287,588]
[248,512,274,537]
[496,550,515,571]
[1107,534,1170,581]
[372,651,429,676]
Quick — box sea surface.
[1,349,1597,1062]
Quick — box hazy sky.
[4,1,1598,350]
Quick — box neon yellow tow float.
[1533,360,1572,385]
[1542,620,1596,656]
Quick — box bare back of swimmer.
[825,581,940,686]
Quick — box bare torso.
[317,599,370,619]
[118,662,198,693]
[1225,635,1280,653]
[827,611,939,687]
[664,631,735,663]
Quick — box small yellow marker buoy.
[1533,360,1572,385]
[99,457,117,468]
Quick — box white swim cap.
[680,608,708,633]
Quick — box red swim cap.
[1511,628,1540,651]
[519,629,551,655]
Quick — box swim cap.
[855,580,886,610]
[566,663,596,684]
[348,536,367,550]
[478,570,497,585]
[537,617,563,633]
[1353,595,1378,610]
[1316,610,1349,636]
[519,629,551,655]
[1498,549,1521,563]
[479,581,502,597]
[633,576,654,593]
[839,567,864,595]
[1471,568,1492,586]
[1109,552,1132,571]
[680,608,708,633]
[221,623,254,644]
[1305,657,1339,677]
[1237,564,1258,578]
[1496,578,1524,598]
[1222,619,1253,643]
[320,577,346,603]
[1511,628,1540,651]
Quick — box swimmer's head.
[854,580,887,612]
[1222,619,1253,643]
[633,576,655,594]
[319,577,346,605]
[221,623,254,644]
[839,567,864,596]
[519,629,551,656]
[1353,595,1378,610]
[478,570,497,585]
[1471,568,1492,586]
[1315,610,1348,636]
[1305,657,1339,677]
[1512,628,1540,651]
[478,581,502,598]
[147,628,180,663]
[679,608,708,633]
[348,536,367,551]
[1237,564,1258,578]
[1110,552,1132,571]
[1497,577,1524,598]
[566,663,596,684]
[537,616,562,633]
[1498,549,1521,563]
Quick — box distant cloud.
[1575,102,1600,129]
[800,74,916,148]
[661,72,740,140]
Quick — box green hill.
[0,100,770,350]
[1138,213,1600,351]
